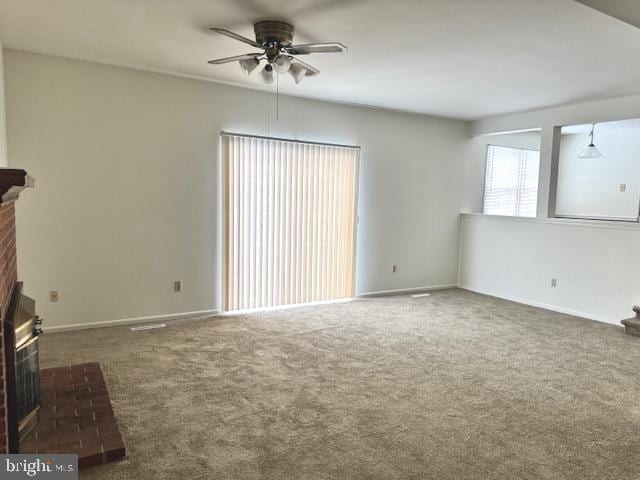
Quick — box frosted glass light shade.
[239,57,259,76]
[288,63,307,84]
[260,64,274,84]
[578,144,603,159]
[272,55,291,73]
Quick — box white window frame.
[482,144,540,218]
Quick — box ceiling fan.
[208,20,347,84]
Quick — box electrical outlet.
[392,265,398,273]
[620,184,627,192]
[550,278,558,288]
[174,281,182,293]
[49,290,59,302]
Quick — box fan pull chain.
[276,71,280,121]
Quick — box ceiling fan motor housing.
[254,21,295,48]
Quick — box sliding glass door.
[221,133,360,312]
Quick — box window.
[483,145,540,217]
[221,133,360,312]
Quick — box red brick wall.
[0,202,17,453]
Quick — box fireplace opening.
[4,282,43,452]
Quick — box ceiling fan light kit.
[208,20,347,85]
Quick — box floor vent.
[130,323,166,332]
[411,293,432,298]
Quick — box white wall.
[557,129,640,220]
[459,92,640,326]
[5,50,469,330]
[0,42,7,167]
[458,214,638,324]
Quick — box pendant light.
[578,123,603,159]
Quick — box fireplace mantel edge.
[0,169,34,206]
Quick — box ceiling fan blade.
[210,27,260,48]
[285,42,348,55]
[208,53,261,65]
[291,57,320,76]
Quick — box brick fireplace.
[0,168,126,467]
[0,168,33,452]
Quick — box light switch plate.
[620,184,627,192]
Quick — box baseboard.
[44,309,221,333]
[457,284,617,325]
[222,298,353,315]
[357,284,456,298]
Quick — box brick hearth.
[20,363,126,469]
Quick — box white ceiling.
[562,118,640,134]
[1,0,640,120]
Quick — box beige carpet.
[39,289,640,479]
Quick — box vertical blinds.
[222,133,360,312]
[483,145,540,217]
